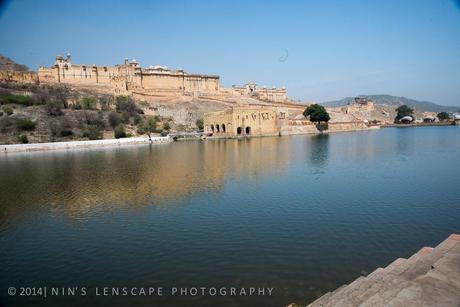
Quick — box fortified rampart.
[37,55,220,96]
[1,54,291,103]
[0,70,38,84]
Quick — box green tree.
[437,112,450,121]
[196,118,204,130]
[303,104,330,123]
[395,105,414,123]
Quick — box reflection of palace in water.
[0,137,296,219]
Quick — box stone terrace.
[289,234,460,307]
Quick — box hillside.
[321,95,459,113]
[0,81,233,145]
[0,54,29,71]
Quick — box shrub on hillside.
[196,118,204,130]
[121,111,130,124]
[16,118,36,131]
[79,111,105,127]
[49,118,72,139]
[0,117,14,132]
[3,107,13,115]
[60,129,73,137]
[133,114,142,125]
[2,106,13,116]
[45,101,64,116]
[17,134,29,144]
[137,116,158,137]
[99,95,112,111]
[51,86,71,108]
[83,125,102,140]
[116,96,141,116]
[114,124,127,139]
[1,94,33,106]
[81,97,97,110]
[108,112,122,129]
[70,103,82,110]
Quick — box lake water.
[1,126,459,307]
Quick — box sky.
[0,0,460,105]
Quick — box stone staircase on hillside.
[288,234,460,307]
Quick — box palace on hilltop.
[0,54,290,103]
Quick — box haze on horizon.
[0,0,459,106]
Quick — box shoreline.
[2,123,457,153]
[1,136,172,154]
[382,121,455,128]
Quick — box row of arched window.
[207,124,252,135]
[210,124,226,133]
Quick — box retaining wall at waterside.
[1,136,171,153]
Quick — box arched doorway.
[210,124,214,132]
[245,126,251,134]
[222,124,226,132]
[216,124,220,132]
[237,127,242,135]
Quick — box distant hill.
[321,95,459,113]
[0,54,29,71]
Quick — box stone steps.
[351,247,434,306]
[294,234,460,307]
[361,234,460,306]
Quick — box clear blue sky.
[1,0,460,105]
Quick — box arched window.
[211,124,214,132]
[245,126,251,134]
[222,124,226,132]
[216,125,220,132]
[237,127,242,135]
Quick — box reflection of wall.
[0,137,292,220]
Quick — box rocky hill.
[0,54,29,71]
[321,95,459,113]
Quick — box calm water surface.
[1,127,459,306]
